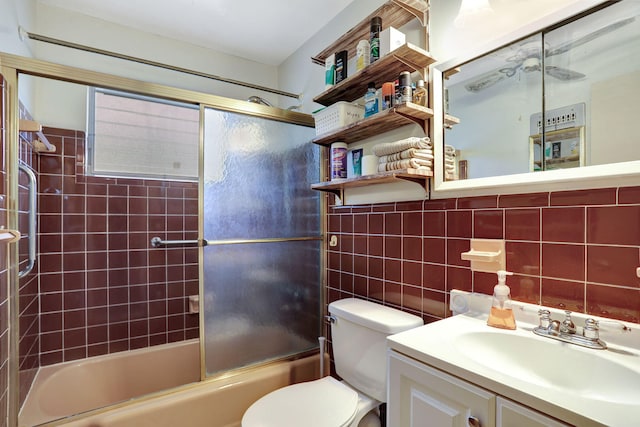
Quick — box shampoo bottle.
[487,270,516,330]
[370,16,382,63]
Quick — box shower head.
[246,96,273,107]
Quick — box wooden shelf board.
[312,102,433,146]
[313,43,436,106]
[311,168,432,196]
[444,114,460,126]
[545,155,580,164]
[312,0,429,66]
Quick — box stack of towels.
[444,144,457,180]
[373,137,433,174]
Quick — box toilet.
[242,298,423,427]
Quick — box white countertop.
[387,302,640,427]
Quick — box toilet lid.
[242,376,358,427]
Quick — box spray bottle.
[487,270,516,330]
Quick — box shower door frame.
[0,52,325,425]
[198,104,323,379]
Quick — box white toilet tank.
[328,298,423,402]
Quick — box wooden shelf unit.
[311,168,432,200]
[314,43,436,106]
[311,0,429,67]
[312,102,433,146]
[309,0,433,203]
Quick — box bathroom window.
[87,88,199,181]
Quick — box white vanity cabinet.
[388,350,571,427]
[387,351,495,426]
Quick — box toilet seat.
[242,376,359,427]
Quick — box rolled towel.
[373,137,432,156]
[378,158,432,172]
[444,144,456,153]
[378,148,433,163]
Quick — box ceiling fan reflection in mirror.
[465,16,635,93]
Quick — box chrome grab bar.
[150,237,203,248]
[151,235,323,248]
[18,163,37,278]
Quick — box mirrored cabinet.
[432,0,640,196]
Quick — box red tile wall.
[326,188,640,325]
[34,127,199,366]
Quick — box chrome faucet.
[559,310,577,335]
[533,309,609,350]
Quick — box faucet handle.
[537,309,551,328]
[583,318,600,340]
[560,310,576,334]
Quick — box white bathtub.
[19,338,323,427]
[20,339,201,426]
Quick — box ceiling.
[37,0,359,66]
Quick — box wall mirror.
[432,0,640,195]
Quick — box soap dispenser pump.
[487,270,516,330]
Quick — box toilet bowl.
[241,298,423,427]
[241,376,380,427]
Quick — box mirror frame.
[430,0,640,198]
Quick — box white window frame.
[86,87,199,181]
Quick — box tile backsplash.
[326,187,640,325]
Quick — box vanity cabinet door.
[388,351,496,427]
[497,397,571,427]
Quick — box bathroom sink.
[454,331,640,404]
[387,295,640,427]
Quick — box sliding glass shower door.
[202,107,321,376]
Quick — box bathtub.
[19,339,201,426]
[19,338,323,427]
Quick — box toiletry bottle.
[398,71,412,104]
[364,82,379,117]
[370,16,382,63]
[382,82,394,110]
[325,54,335,89]
[487,270,516,330]
[335,50,348,84]
[356,39,370,71]
[413,79,428,107]
[331,142,348,180]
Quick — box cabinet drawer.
[497,397,571,427]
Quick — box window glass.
[87,88,199,180]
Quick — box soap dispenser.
[487,270,516,330]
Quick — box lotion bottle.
[487,270,516,330]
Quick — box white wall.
[0,0,35,57]
[278,0,591,117]
[17,3,283,130]
[429,0,584,63]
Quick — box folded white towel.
[378,148,433,163]
[373,137,432,156]
[378,158,432,172]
